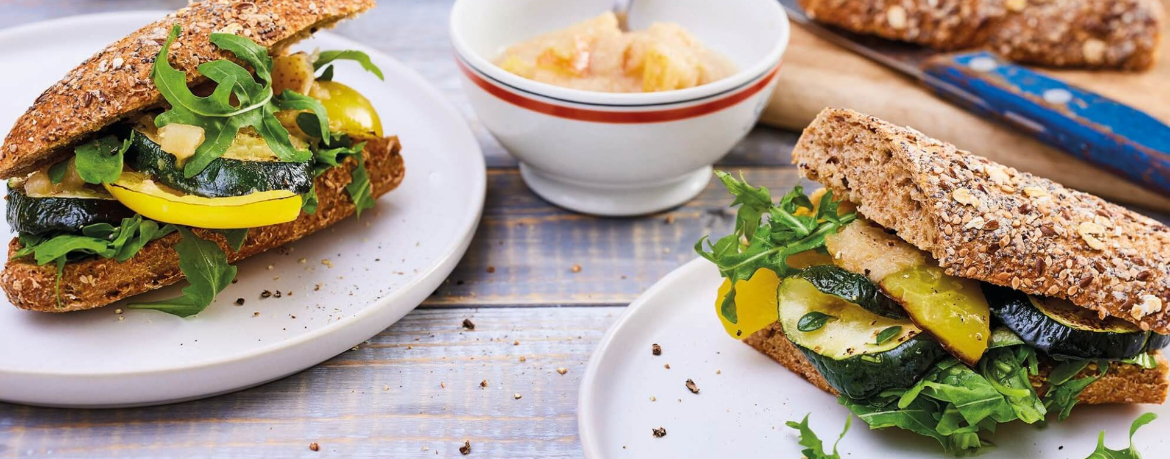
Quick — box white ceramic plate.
[0,12,485,407]
[579,258,1170,458]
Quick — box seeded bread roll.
[1,136,402,313]
[796,0,1163,71]
[0,0,377,179]
[792,108,1170,333]
[745,322,1169,404]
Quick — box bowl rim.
[448,0,790,107]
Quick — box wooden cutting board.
[761,4,1170,213]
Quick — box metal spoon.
[612,0,633,31]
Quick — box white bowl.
[450,0,790,216]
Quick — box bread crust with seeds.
[1,136,402,313]
[793,108,1170,333]
[797,0,1163,71]
[0,0,377,179]
[745,322,1169,404]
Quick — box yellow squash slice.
[715,268,781,340]
[105,173,302,229]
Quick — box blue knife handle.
[921,51,1170,196]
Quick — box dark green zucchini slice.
[127,129,314,198]
[984,284,1148,360]
[779,277,947,399]
[6,185,132,235]
[1147,333,1170,352]
[795,265,907,319]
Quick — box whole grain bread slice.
[0,0,377,179]
[0,136,402,312]
[793,108,1170,333]
[745,322,1169,404]
[797,0,1163,70]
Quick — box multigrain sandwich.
[795,0,1165,71]
[0,0,404,316]
[696,108,1169,455]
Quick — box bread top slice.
[796,0,1163,70]
[793,108,1170,333]
[0,0,376,179]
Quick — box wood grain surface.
[0,2,1165,458]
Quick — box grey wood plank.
[0,307,620,459]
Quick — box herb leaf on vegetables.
[876,326,903,345]
[695,172,856,324]
[786,414,850,459]
[127,226,237,318]
[798,311,836,332]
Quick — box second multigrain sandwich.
[0,0,404,316]
[696,108,1169,455]
[796,0,1165,71]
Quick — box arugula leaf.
[1086,413,1157,459]
[979,346,1045,424]
[695,173,856,324]
[47,160,69,184]
[798,311,836,332]
[845,348,1047,456]
[314,50,385,80]
[346,153,376,218]
[786,414,850,459]
[1044,360,1108,421]
[73,135,130,184]
[876,326,902,345]
[127,227,237,317]
[1121,353,1158,370]
[219,229,249,252]
[301,186,319,215]
[278,90,333,144]
[151,25,311,178]
[318,64,335,82]
[117,220,176,262]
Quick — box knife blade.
[777,0,1170,197]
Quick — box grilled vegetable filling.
[128,118,315,198]
[6,162,133,235]
[7,26,387,317]
[697,179,1165,456]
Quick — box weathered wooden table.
[0,2,1166,458]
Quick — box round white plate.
[0,12,485,407]
[579,258,1170,458]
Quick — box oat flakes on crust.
[0,0,377,179]
[793,108,1170,333]
[745,322,1169,404]
[0,136,402,313]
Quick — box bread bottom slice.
[745,322,1169,405]
[1,136,404,312]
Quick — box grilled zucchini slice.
[984,284,1149,360]
[779,277,947,399]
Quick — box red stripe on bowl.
[457,59,782,124]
